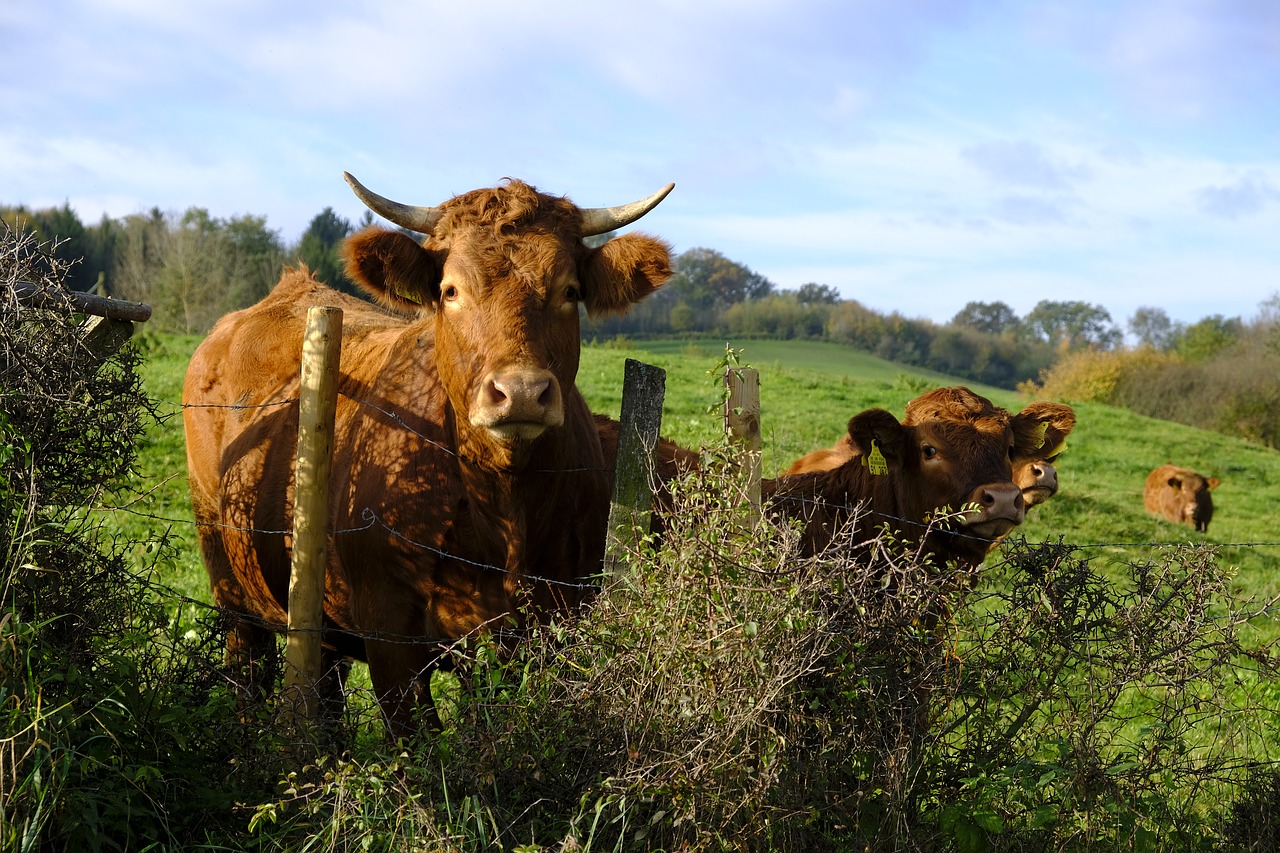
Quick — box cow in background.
[764,406,1030,568]
[597,399,1035,570]
[786,387,1076,511]
[184,174,674,737]
[1144,464,1220,533]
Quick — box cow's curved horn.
[580,183,675,237]
[343,171,445,234]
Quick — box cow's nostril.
[537,382,555,408]
[484,380,509,406]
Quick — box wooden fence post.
[724,367,762,513]
[79,315,135,358]
[284,306,343,724]
[604,358,667,577]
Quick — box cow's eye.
[441,285,459,301]
[564,285,581,303]
[922,445,937,460]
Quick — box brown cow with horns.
[183,173,674,736]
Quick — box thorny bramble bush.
[325,453,1280,852]
[0,222,261,851]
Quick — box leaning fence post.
[284,306,343,724]
[724,366,762,513]
[605,358,667,577]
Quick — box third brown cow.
[1144,463,1220,533]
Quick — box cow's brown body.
[184,177,673,735]
[1144,464,1219,533]
[785,387,1075,510]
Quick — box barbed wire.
[160,391,616,476]
[117,389,1280,653]
[129,519,1280,658]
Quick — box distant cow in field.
[183,173,674,736]
[786,387,1076,510]
[1144,464,1219,533]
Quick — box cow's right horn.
[580,183,675,237]
[343,172,445,234]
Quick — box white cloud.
[961,140,1092,190]
[1195,170,1279,220]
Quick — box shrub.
[251,458,1272,851]
[1020,346,1183,404]
[0,223,255,851]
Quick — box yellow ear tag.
[393,281,422,305]
[863,439,889,476]
[1032,422,1049,448]
[1043,439,1067,459]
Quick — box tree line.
[1028,297,1280,447]
[3,201,1273,394]
[0,202,367,337]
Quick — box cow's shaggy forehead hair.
[432,179,584,242]
[916,417,1011,448]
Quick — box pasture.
[125,331,1280,675]
[580,338,1280,596]
[102,331,1280,848]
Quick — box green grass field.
[123,332,1280,628]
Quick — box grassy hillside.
[125,333,1280,617]
[581,339,1280,597]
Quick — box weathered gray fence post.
[8,279,152,358]
[79,315,136,358]
[724,367,762,513]
[604,358,667,577]
[284,306,343,723]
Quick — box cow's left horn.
[343,172,445,234]
[580,183,675,237]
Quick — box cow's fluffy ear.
[1013,402,1076,459]
[343,228,445,312]
[846,409,907,464]
[1208,477,1221,490]
[579,233,673,316]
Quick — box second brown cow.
[598,396,1041,569]
[785,387,1076,511]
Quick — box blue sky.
[3,0,1278,329]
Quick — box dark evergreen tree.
[297,207,356,294]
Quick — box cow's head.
[845,407,1026,565]
[903,387,1076,508]
[341,174,673,469]
[1166,468,1220,532]
[1007,401,1075,506]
